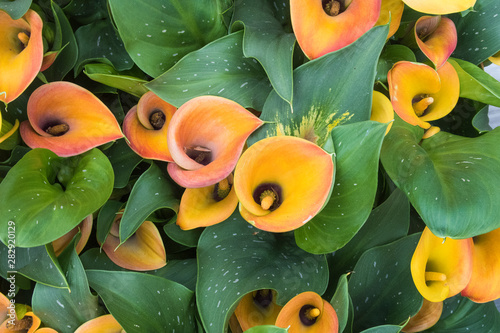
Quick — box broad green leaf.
[381,116,500,238]
[146,31,272,110]
[245,326,288,333]
[449,58,500,107]
[197,212,329,333]
[295,121,388,254]
[108,0,227,77]
[331,274,350,333]
[119,163,180,243]
[84,64,149,98]
[430,98,482,138]
[32,238,104,333]
[0,148,114,247]
[349,234,423,332]
[249,24,389,147]
[376,44,416,83]
[231,0,296,103]
[0,0,31,19]
[96,200,123,246]
[63,0,107,24]
[360,325,404,333]
[104,133,143,188]
[80,248,125,271]
[86,270,196,333]
[164,222,203,248]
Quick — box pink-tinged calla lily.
[234,136,334,232]
[376,0,404,39]
[101,211,166,271]
[167,96,262,188]
[51,214,93,256]
[489,50,500,66]
[177,175,238,230]
[40,51,59,72]
[402,299,443,332]
[290,0,381,59]
[0,9,43,104]
[122,91,176,161]
[74,314,125,333]
[411,227,473,302]
[388,61,459,129]
[461,227,500,303]
[371,91,394,135]
[414,16,457,69]
[20,82,123,157]
[234,289,283,331]
[275,291,338,333]
[402,0,476,15]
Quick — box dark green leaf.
[244,326,288,333]
[96,200,123,246]
[360,325,404,333]
[150,258,197,291]
[472,104,495,132]
[331,274,350,333]
[62,0,107,24]
[0,0,31,19]
[103,138,143,188]
[164,222,203,248]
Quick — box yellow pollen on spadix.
[306,307,321,320]
[260,190,276,210]
[425,271,447,282]
[18,32,30,48]
[413,97,434,116]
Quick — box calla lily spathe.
[74,314,125,333]
[402,299,443,332]
[51,214,93,256]
[414,16,457,69]
[0,294,57,333]
[489,51,500,66]
[370,91,394,135]
[376,0,404,39]
[20,82,123,157]
[402,0,476,15]
[234,289,283,331]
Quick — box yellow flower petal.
[234,289,283,331]
[74,314,124,333]
[370,91,394,135]
[402,0,476,15]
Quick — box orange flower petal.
[402,0,476,15]
[40,51,58,72]
[74,314,124,333]
[461,227,500,303]
[34,329,58,333]
[0,9,43,104]
[167,96,262,188]
[234,136,334,232]
[402,299,443,332]
[234,290,283,331]
[411,227,473,302]
[275,291,338,333]
[122,91,176,161]
[20,82,123,157]
[0,293,10,323]
[370,91,394,135]
[415,16,457,69]
[0,311,41,333]
[376,0,405,39]
[52,214,93,256]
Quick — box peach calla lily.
[234,289,283,331]
[414,16,457,69]
[167,96,262,188]
[275,291,338,333]
[234,136,334,232]
[402,0,476,15]
[74,314,125,333]
[0,9,43,104]
[411,227,473,302]
[290,0,381,59]
[122,91,176,161]
[52,214,93,256]
[177,175,238,230]
[402,299,443,332]
[20,81,123,157]
[370,91,394,135]
[376,0,404,39]
[101,211,166,271]
[388,61,459,129]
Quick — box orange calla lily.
[402,0,476,15]
[402,299,443,332]
[275,291,338,333]
[370,91,394,135]
[489,51,500,66]
[74,314,125,333]
[167,96,262,188]
[414,16,457,69]
[19,81,123,157]
[52,214,93,256]
[461,227,500,303]
[376,0,404,39]
[388,61,459,129]
[234,289,283,331]
[234,136,334,232]
[0,311,56,333]
[290,0,381,59]
[101,211,166,271]
[411,227,473,302]
[177,175,238,230]
[122,91,176,161]
[0,9,43,104]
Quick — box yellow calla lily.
[74,314,125,333]
[489,50,500,66]
[376,0,405,39]
[402,0,476,15]
[414,16,457,69]
[234,289,283,331]
[370,91,394,135]
[402,299,443,332]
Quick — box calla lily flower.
[422,126,441,139]
[74,314,125,333]
[489,51,500,66]
[19,81,123,157]
[101,211,166,271]
[0,9,43,104]
[411,227,473,302]
[52,214,93,256]
[370,91,394,135]
[275,291,338,333]
[122,91,176,161]
[234,289,283,331]
[177,175,238,230]
[290,0,381,59]
[376,0,404,39]
[402,299,443,332]
[234,136,334,232]
[167,96,262,188]
[0,302,57,333]
[402,0,476,15]
[461,227,500,303]
[414,16,457,69]
[388,61,459,129]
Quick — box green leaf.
[0,119,20,150]
[163,222,203,248]
[349,234,423,332]
[449,58,500,107]
[0,148,114,247]
[294,121,388,254]
[249,24,389,147]
[197,212,329,333]
[150,258,197,291]
[472,104,494,132]
[96,200,123,246]
[0,0,31,19]
[108,0,227,77]
[146,31,272,110]
[80,248,125,271]
[360,325,404,333]
[244,326,288,333]
[231,0,296,103]
[381,116,500,238]
[62,0,108,25]
[331,274,350,333]
[84,64,149,98]
[86,270,196,333]
[103,139,143,188]
[376,44,416,83]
